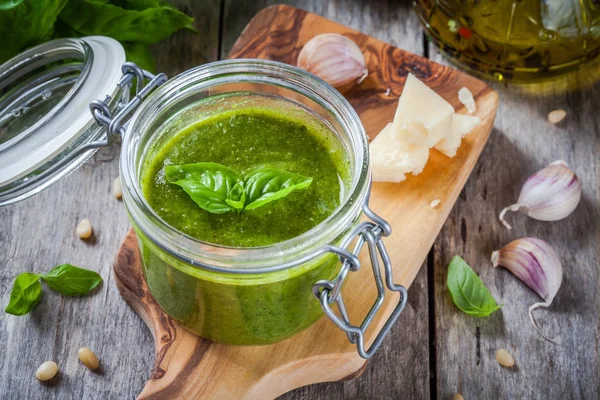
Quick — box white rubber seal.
[0,36,125,186]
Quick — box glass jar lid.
[0,36,125,205]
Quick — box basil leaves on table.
[0,0,195,71]
[447,256,501,317]
[165,162,313,214]
[4,273,43,316]
[42,264,103,296]
[5,265,102,316]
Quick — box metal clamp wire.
[312,205,408,359]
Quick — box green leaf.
[0,0,24,11]
[42,264,102,296]
[0,0,70,64]
[122,41,156,73]
[5,273,42,316]
[447,256,501,317]
[225,181,246,212]
[111,0,176,11]
[244,168,313,211]
[165,163,242,214]
[58,0,194,45]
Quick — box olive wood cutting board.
[113,4,498,399]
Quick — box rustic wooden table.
[1,1,599,399]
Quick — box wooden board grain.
[112,5,498,399]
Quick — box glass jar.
[415,0,600,82]
[0,37,125,205]
[121,60,370,345]
[0,38,407,358]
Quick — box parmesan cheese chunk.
[435,114,480,157]
[391,74,454,147]
[370,123,430,182]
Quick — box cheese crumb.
[430,199,441,208]
[435,113,480,158]
[458,87,476,114]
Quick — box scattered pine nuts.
[453,394,464,400]
[112,177,123,200]
[495,348,515,367]
[547,109,566,124]
[76,218,93,239]
[35,361,58,381]
[78,347,100,370]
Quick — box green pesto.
[137,106,349,344]
[141,108,347,247]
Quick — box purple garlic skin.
[297,33,368,87]
[492,238,563,343]
[500,160,581,229]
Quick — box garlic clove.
[297,33,367,87]
[499,160,581,229]
[492,237,563,343]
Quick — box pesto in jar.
[138,103,350,344]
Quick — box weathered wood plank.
[220,1,431,399]
[429,47,600,399]
[0,1,221,399]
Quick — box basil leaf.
[58,0,194,45]
[225,181,246,212]
[42,264,102,296]
[122,41,156,73]
[0,0,70,63]
[447,256,501,317]
[0,0,25,11]
[5,273,42,316]
[244,168,313,211]
[165,163,242,214]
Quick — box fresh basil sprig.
[447,256,501,317]
[165,162,313,214]
[0,0,195,71]
[5,265,102,316]
[165,162,244,214]
[244,168,313,210]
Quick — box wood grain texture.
[3,1,596,400]
[110,4,497,399]
[0,1,221,400]
[429,44,600,399]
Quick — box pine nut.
[453,394,464,400]
[547,109,566,124]
[35,361,58,381]
[495,348,515,367]
[76,218,93,239]
[78,347,100,370]
[112,177,122,200]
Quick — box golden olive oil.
[415,0,600,82]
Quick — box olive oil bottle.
[414,0,600,82]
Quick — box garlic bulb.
[492,238,563,343]
[297,33,367,87]
[499,160,581,229]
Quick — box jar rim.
[0,36,125,206]
[121,59,371,274]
